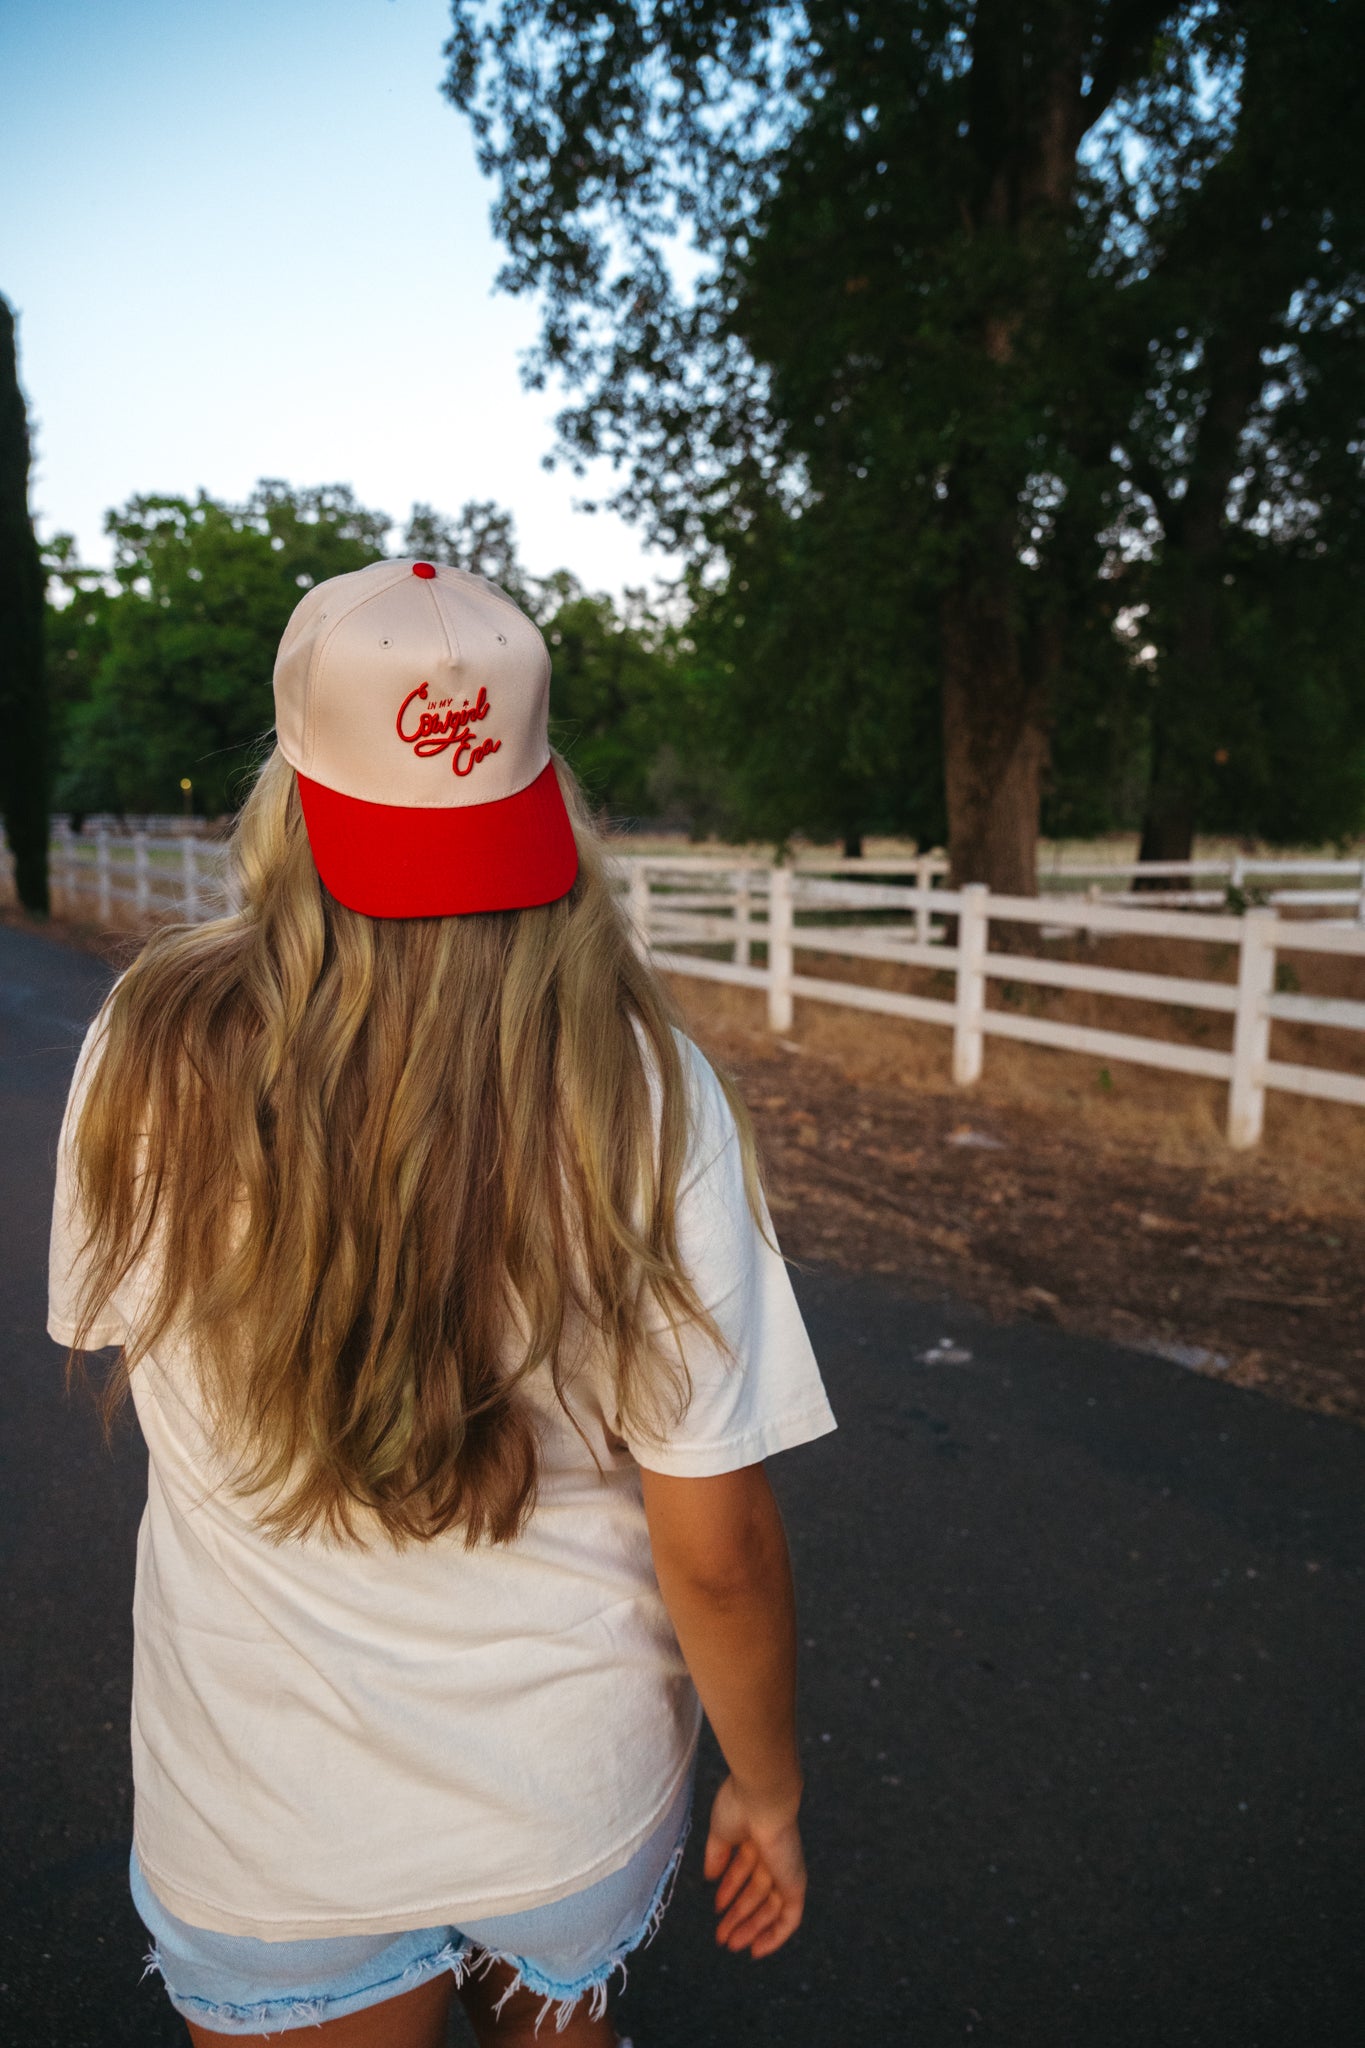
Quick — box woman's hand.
[639,1465,807,1959]
[703,1773,807,1959]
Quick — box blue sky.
[0,0,669,596]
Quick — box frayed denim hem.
[140,1935,473,2036]
[471,1813,689,2036]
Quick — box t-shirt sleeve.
[620,1034,836,1478]
[48,997,124,1350]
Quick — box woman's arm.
[639,1461,807,1959]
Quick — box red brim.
[297,759,579,918]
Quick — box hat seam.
[301,561,412,771]
[419,572,461,672]
[438,569,551,688]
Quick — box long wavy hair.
[63,746,765,1548]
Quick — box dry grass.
[665,923,1365,1219]
[663,973,1365,1427]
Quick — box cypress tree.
[0,294,48,915]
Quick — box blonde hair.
[65,746,765,1547]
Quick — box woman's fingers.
[703,1778,807,1960]
[712,1837,759,1914]
[720,1884,785,1952]
[715,1861,773,1945]
[748,1893,803,1959]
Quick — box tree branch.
[1082,1,1182,134]
[1123,447,1175,530]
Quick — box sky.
[0,0,672,598]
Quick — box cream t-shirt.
[47,999,836,1941]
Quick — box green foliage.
[541,575,676,820]
[1108,0,1365,854]
[402,499,540,616]
[682,496,947,849]
[48,481,687,830]
[405,498,683,821]
[445,1,1365,865]
[51,484,388,816]
[1198,548,1365,847]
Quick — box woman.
[49,558,836,2046]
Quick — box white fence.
[615,859,1365,1150]
[36,824,238,925]
[5,831,1363,1151]
[747,850,1365,921]
[20,819,1365,924]
[1034,853,1365,918]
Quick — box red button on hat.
[412,561,436,579]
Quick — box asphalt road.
[2,919,1362,2048]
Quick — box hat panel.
[272,579,332,775]
[272,560,412,778]
[293,565,552,810]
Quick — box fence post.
[134,831,150,919]
[627,860,650,954]
[952,883,988,1086]
[914,854,934,945]
[1082,880,1101,947]
[1227,908,1276,1149]
[733,866,752,966]
[182,835,200,920]
[767,864,795,1032]
[96,829,112,924]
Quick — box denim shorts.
[132,1765,693,2036]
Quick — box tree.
[0,295,49,911]
[444,1,1186,889]
[445,2,1365,884]
[403,498,541,615]
[539,573,678,818]
[53,484,390,816]
[403,499,682,817]
[1107,1,1365,861]
[681,494,948,855]
[51,482,688,828]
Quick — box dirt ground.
[11,903,1362,1430]
[668,978,1365,1427]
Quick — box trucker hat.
[272,558,578,917]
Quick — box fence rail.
[20,818,1365,920]
[22,826,240,925]
[618,858,1365,1151]
[795,849,1365,920]
[3,832,1362,1151]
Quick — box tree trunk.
[1134,90,1286,888]
[841,829,863,859]
[1137,574,1220,883]
[940,568,1048,898]
[1136,730,1198,877]
[938,13,1099,902]
[0,295,48,915]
